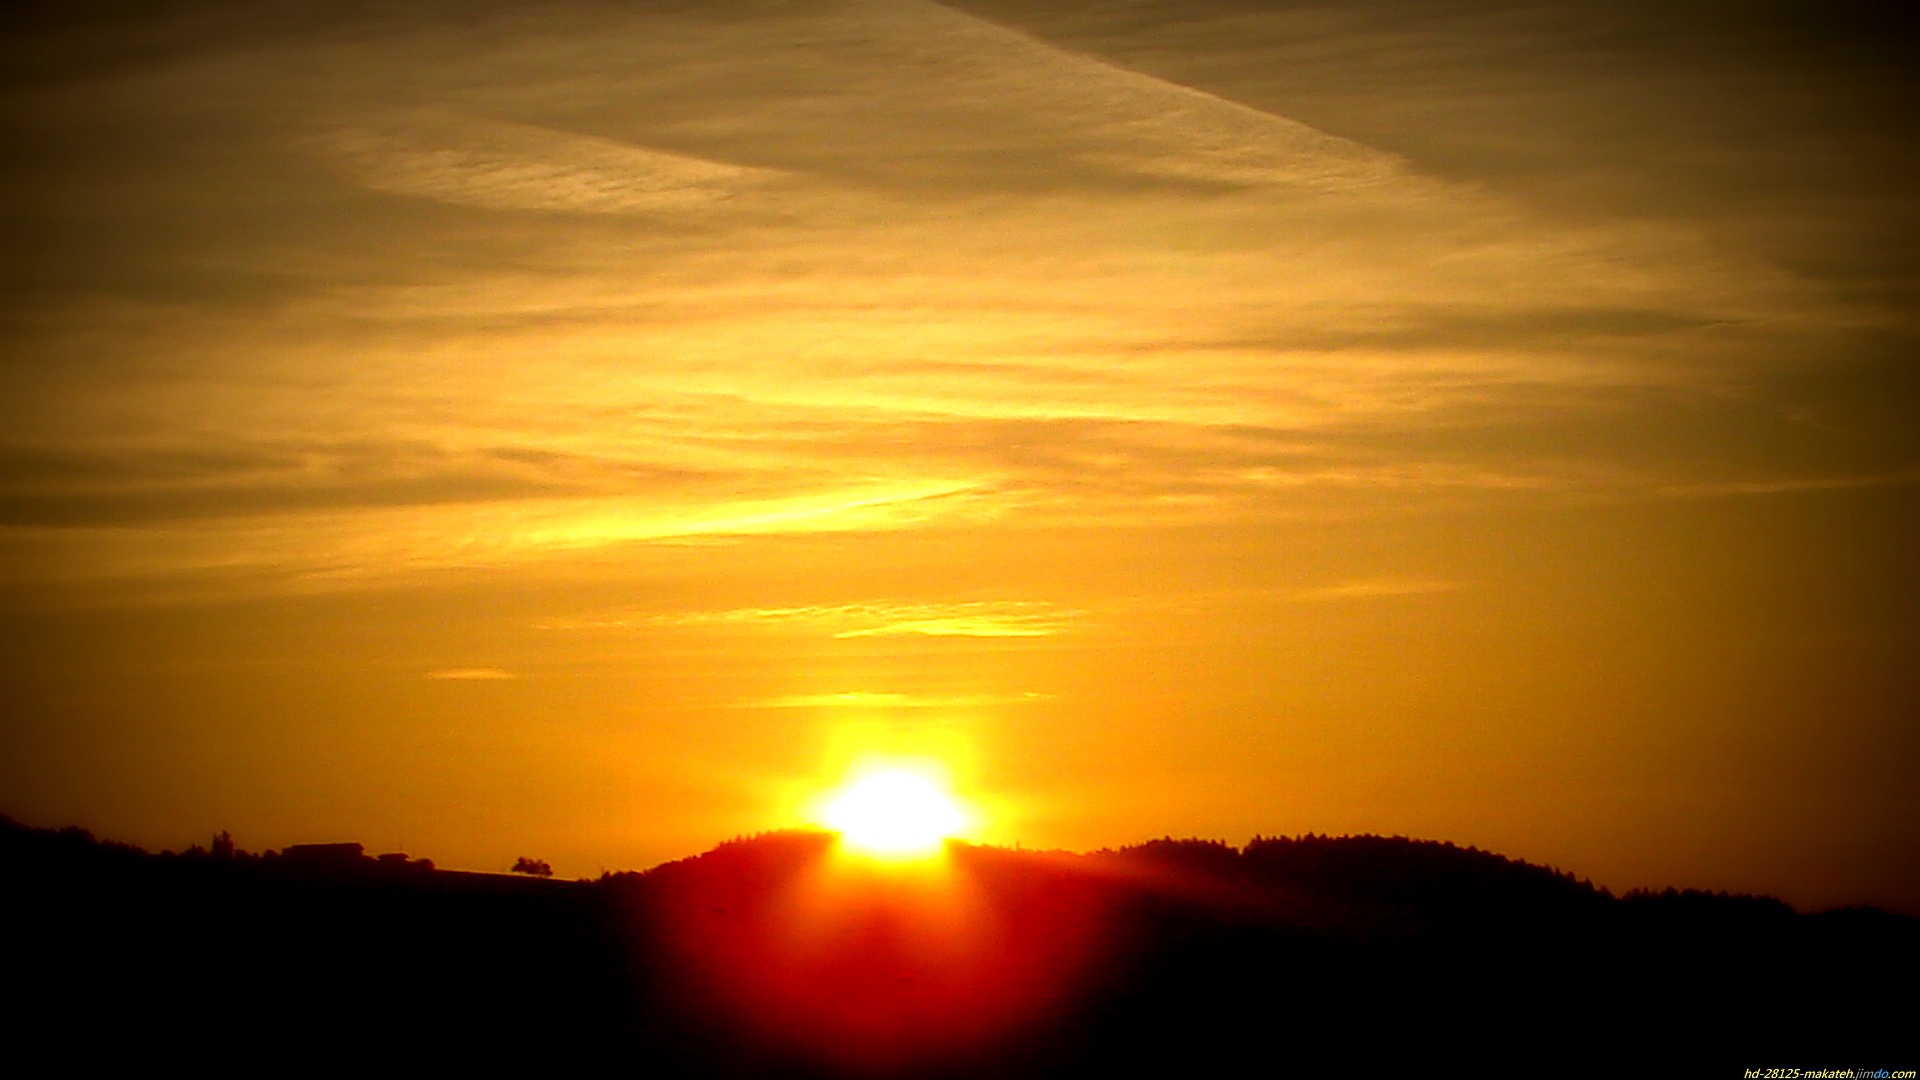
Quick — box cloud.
[1655,469,1920,499]
[1291,578,1463,602]
[0,438,722,527]
[751,690,1054,710]
[541,600,1082,639]
[426,668,518,680]
[837,0,1408,193]
[308,113,788,216]
[831,601,1080,638]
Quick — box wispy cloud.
[750,690,1055,710]
[541,600,1082,639]
[426,668,518,681]
[1291,578,1463,602]
[1655,469,1920,499]
[310,113,788,216]
[830,601,1081,638]
[845,0,1409,194]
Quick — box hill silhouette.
[4,817,1912,1073]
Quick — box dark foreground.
[4,819,1912,1074]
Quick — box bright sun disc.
[820,767,969,857]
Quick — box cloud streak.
[310,113,789,216]
[1291,578,1463,603]
[426,668,518,681]
[750,690,1055,710]
[541,600,1082,640]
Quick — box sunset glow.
[0,0,1915,920]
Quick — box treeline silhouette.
[4,817,1911,1073]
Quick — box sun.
[818,764,972,858]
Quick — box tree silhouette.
[511,857,553,877]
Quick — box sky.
[2,0,1916,912]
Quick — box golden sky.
[3,0,1916,912]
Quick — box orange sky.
[2,0,1916,913]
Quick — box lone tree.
[511,856,553,877]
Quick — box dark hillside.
[4,818,1911,1073]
